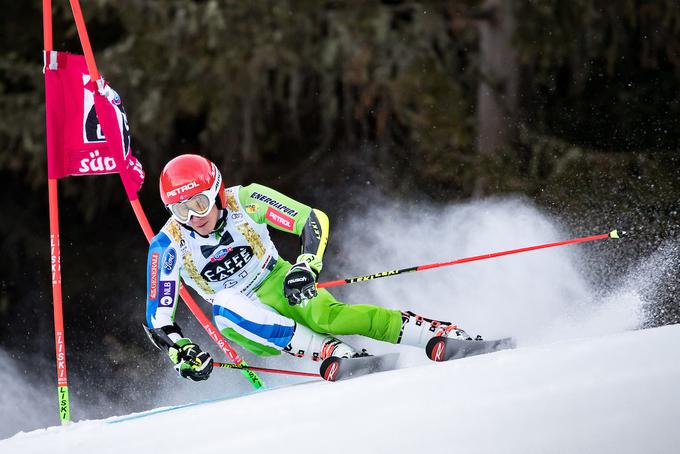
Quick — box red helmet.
[159,154,227,222]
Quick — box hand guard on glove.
[168,338,213,381]
[283,262,318,305]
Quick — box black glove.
[283,262,318,305]
[168,338,213,381]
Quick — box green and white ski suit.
[146,183,403,357]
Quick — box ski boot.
[397,310,481,349]
[284,322,367,361]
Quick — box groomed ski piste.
[3,324,680,454]
[3,199,679,453]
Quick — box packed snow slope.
[4,324,680,454]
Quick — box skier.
[145,154,476,381]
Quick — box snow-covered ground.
[3,197,677,450]
[3,324,680,454]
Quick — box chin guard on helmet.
[143,322,184,351]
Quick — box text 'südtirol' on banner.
[44,51,144,200]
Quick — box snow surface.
[3,324,680,454]
[3,197,677,450]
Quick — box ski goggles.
[168,192,215,223]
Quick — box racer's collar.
[213,209,228,232]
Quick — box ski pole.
[213,362,321,379]
[317,229,622,289]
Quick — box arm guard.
[143,322,184,351]
[298,208,329,275]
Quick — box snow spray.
[330,194,675,359]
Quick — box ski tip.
[501,337,517,350]
[319,357,341,382]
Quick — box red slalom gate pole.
[43,0,52,51]
[44,0,71,425]
[317,230,621,289]
[67,0,263,389]
[214,362,321,379]
[47,179,70,423]
[67,0,100,81]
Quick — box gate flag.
[44,51,144,199]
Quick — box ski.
[426,336,515,362]
[319,353,400,382]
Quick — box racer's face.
[188,204,219,236]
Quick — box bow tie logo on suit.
[200,231,235,258]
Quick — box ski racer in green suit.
[145,154,474,381]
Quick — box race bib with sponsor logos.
[201,246,254,282]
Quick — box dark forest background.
[1,0,679,429]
